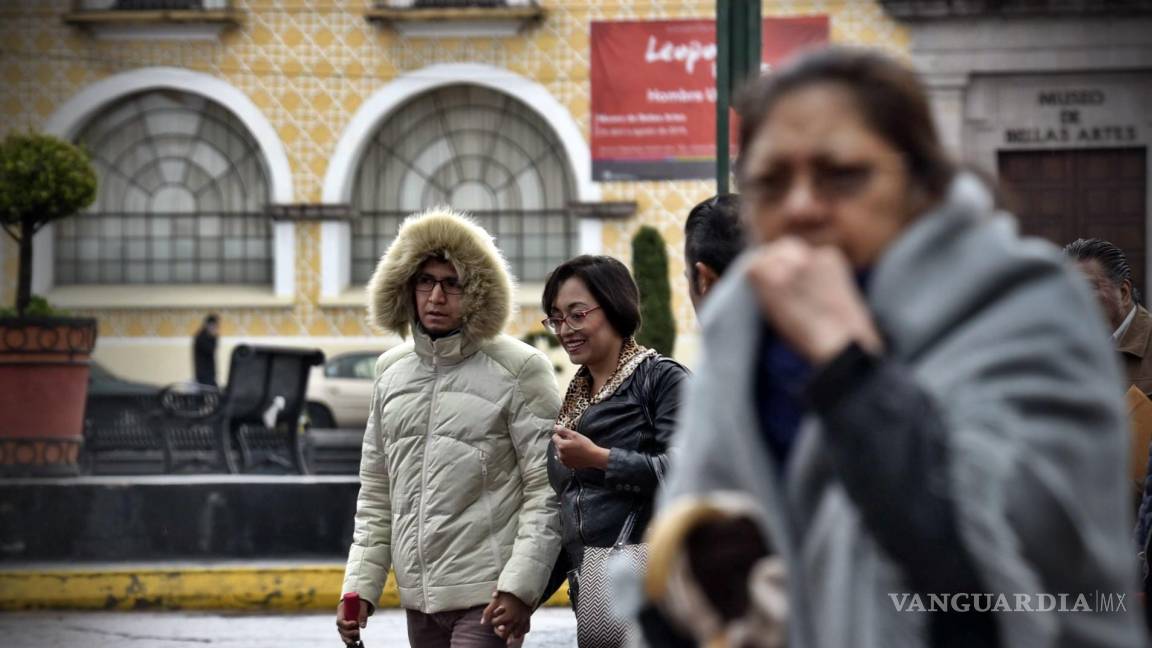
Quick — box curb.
[0,564,570,611]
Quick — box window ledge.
[319,288,369,309]
[48,285,293,310]
[879,0,1152,19]
[320,282,543,309]
[364,5,544,38]
[62,9,242,40]
[568,201,638,221]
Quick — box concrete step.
[0,560,570,611]
[1,475,359,562]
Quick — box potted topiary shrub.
[632,225,676,357]
[0,133,98,476]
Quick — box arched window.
[56,90,272,284]
[350,84,577,282]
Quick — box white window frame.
[41,67,295,299]
[321,63,601,300]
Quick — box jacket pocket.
[478,449,504,579]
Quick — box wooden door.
[999,148,1148,293]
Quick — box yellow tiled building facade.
[0,1,908,384]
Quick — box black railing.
[54,211,272,285]
[352,209,578,283]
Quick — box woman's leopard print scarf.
[556,337,656,429]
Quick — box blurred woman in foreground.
[647,46,1146,648]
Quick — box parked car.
[304,351,383,429]
[88,362,162,397]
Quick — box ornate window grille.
[57,90,271,285]
[351,84,577,283]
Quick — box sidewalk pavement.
[0,609,578,647]
[0,561,570,612]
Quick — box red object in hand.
[342,593,360,622]
[342,593,364,648]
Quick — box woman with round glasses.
[540,254,688,646]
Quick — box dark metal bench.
[220,345,325,474]
[156,383,230,473]
[82,345,324,475]
[82,392,168,475]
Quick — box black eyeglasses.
[744,161,889,205]
[542,307,601,334]
[414,274,464,295]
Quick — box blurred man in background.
[685,194,745,312]
[192,313,220,388]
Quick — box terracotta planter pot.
[0,316,98,477]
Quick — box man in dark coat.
[193,313,219,388]
[1065,238,1152,395]
[1067,239,1152,500]
[1067,239,1152,633]
[632,194,749,647]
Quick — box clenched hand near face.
[744,237,883,364]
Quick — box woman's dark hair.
[735,46,955,201]
[542,255,641,338]
[1064,238,1143,304]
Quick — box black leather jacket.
[547,355,689,565]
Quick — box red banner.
[590,17,829,181]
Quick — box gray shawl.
[661,175,1146,647]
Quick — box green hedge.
[631,226,675,357]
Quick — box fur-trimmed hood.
[366,208,513,340]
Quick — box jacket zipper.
[417,348,441,608]
[574,416,586,545]
[576,481,586,545]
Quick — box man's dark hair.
[1064,238,1142,303]
[203,313,219,326]
[542,255,641,338]
[685,194,744,283]
[735,46,955,202]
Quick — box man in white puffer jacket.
[338,208,562,648]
